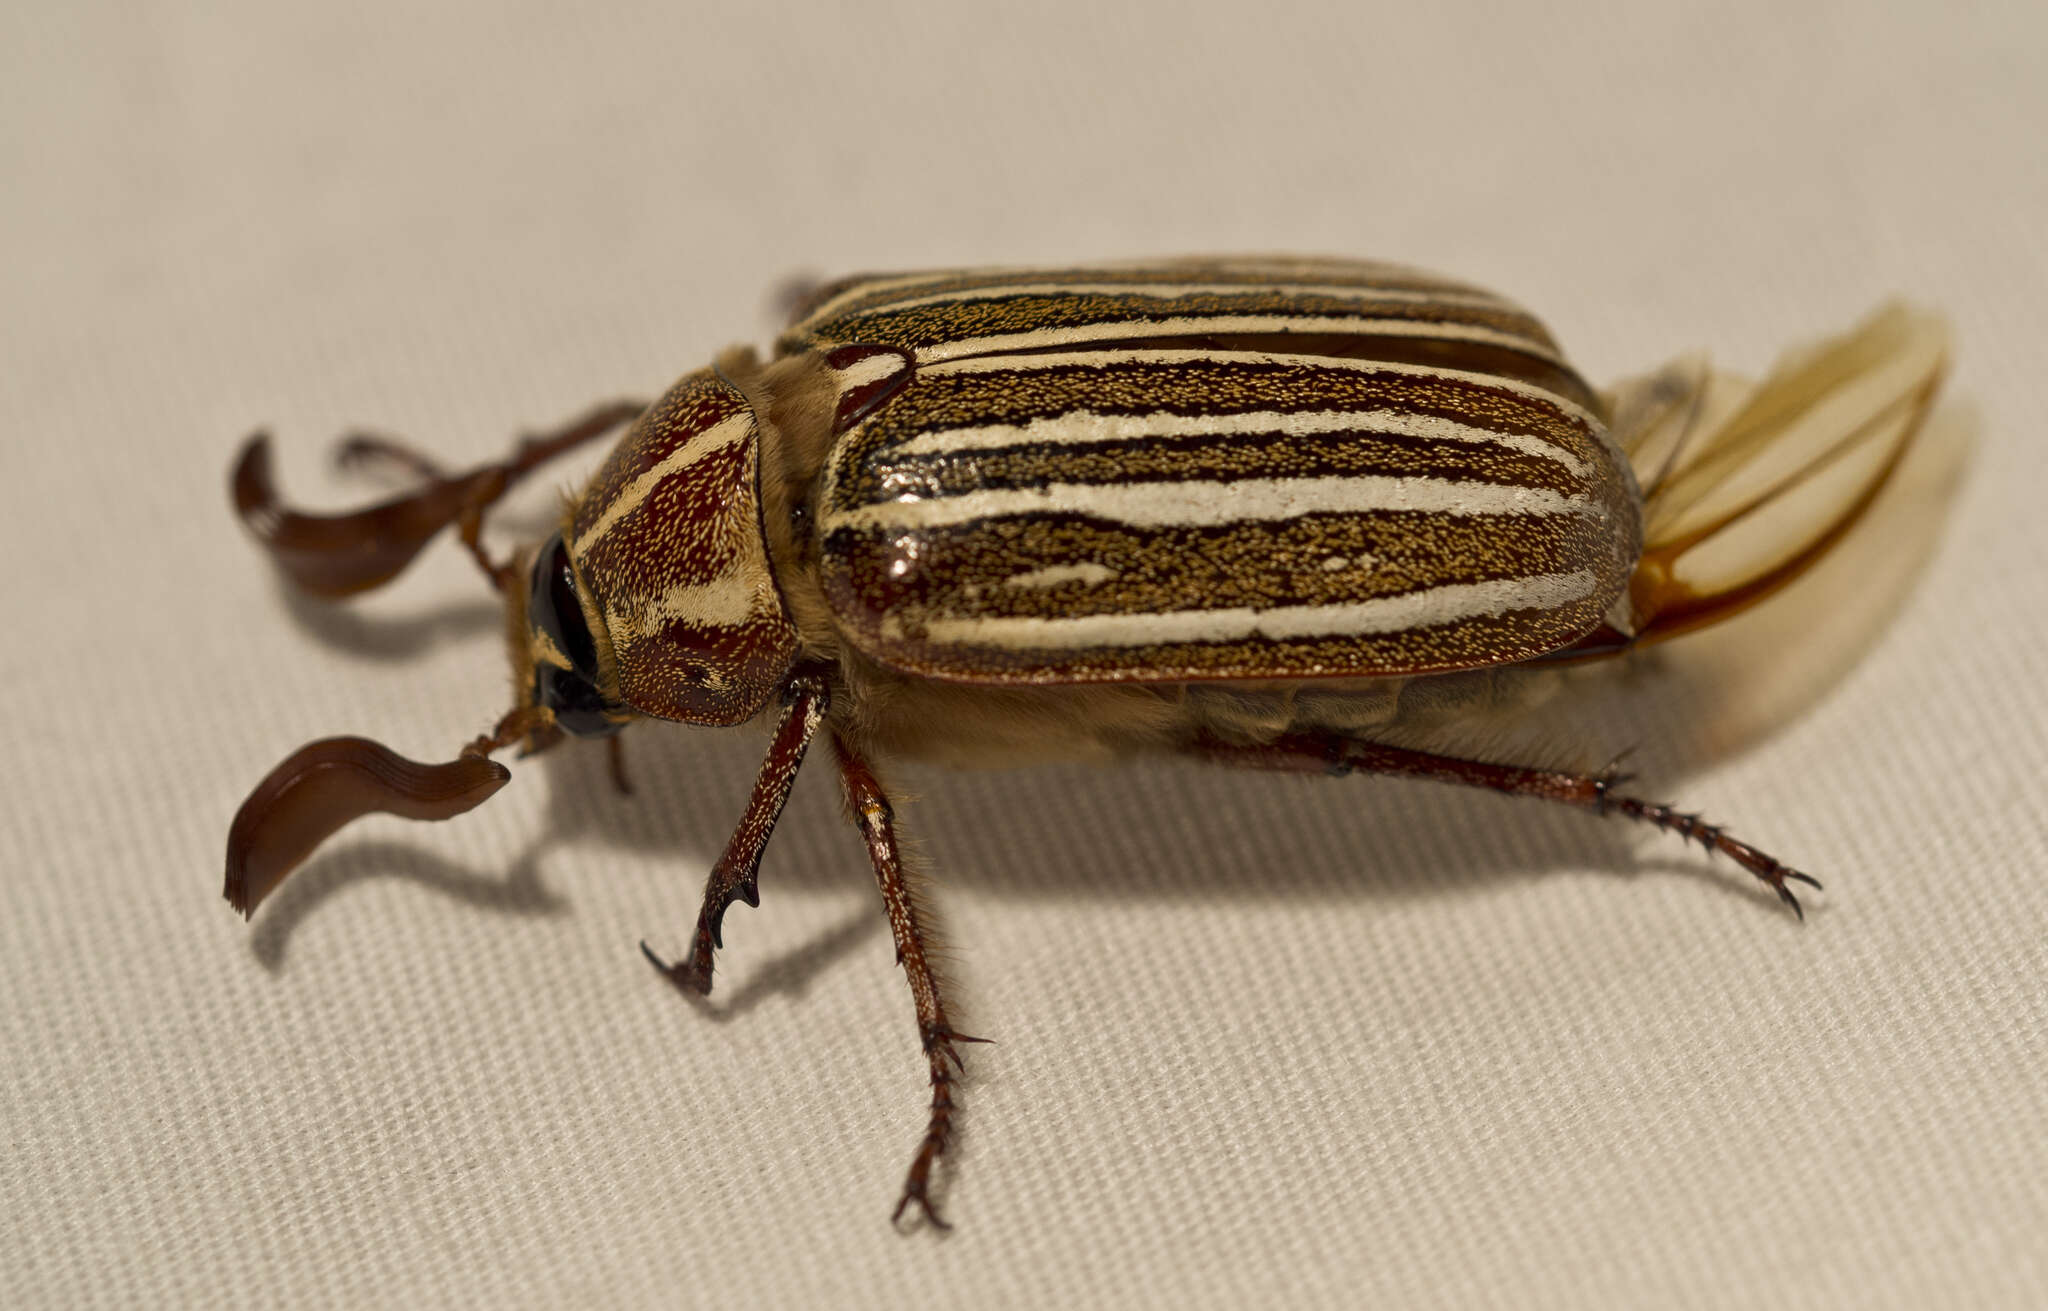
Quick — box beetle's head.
[223,366,803,921]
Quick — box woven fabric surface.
[4,4,2043,1307]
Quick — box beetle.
[223,257,1948,1228]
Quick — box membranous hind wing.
[1590,303,1949,652]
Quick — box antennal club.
[223,736,513,920]
[230,400,647,597]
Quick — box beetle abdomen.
[815,334,1639,685]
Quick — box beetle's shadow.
[558,698,1786,918]
[247,405,1970,979]
[247,839,567,971]
[277,582,504,661]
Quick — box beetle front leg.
[1195,733,1822,918]
[641,667,830,996]
[832,731,988,1231]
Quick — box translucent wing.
[1602,303,1949,644]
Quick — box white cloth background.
[5,4,2043,1307]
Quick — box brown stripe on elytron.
[1186,333,1597,414]
[823,355,1610,517]
[856,332,1597,418]
[824,577,1610,684]
[862,423,1593,501]
[795,282,1520,334]
[796,289,1555,357]
[824,507,1614,627]
[780,259,1514,334]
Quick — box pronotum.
[224,257,1947,1228]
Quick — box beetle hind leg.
[833,731,989,1230]
[1588,775,1822,918]
[1195,733,1820,918]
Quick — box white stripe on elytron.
[922,347,1604,433]
[1001,562,1119,589]
[832,474,1594,534]
[833,351,910,393]
[886,406,1593,480]
[908,314,1566,368]
[814,280,1517,320]
[574,412,752,550]
[882,571,1603,650]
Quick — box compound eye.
[527,533,622,738]
[539,665,619,738]
[535,534,598,672]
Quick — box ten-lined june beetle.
[224,257,1947,1228]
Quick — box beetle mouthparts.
[223,736,512,919]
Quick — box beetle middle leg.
[833,730,988,1231]
[1195,733,1822,918]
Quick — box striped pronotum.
[564,369,796,726]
